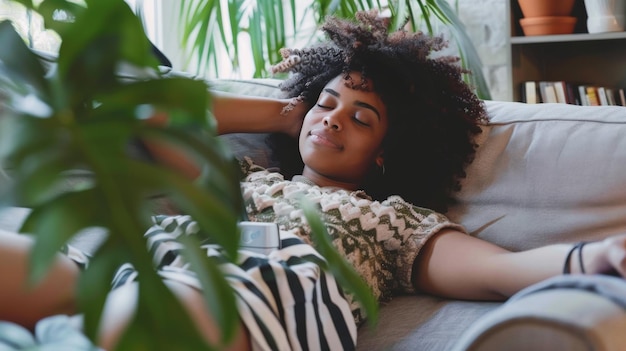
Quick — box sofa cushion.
[447,101,626,251]
[207,78,283,98]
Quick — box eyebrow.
[324,88,381,120]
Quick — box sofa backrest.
[447,101,626,251]
[214,80,626,252]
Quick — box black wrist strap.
[563,241,588,275]
[578,241,588,274]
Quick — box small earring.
[380,164,386,176]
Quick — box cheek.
[356,145,382,168]
[298,120,310,145]
[298,121,313,157]
[299,112,319,141]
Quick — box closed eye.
[353,116,370,127]
[316,103,332,109]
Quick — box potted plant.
[178,0,492,99]
[0,0,376,349]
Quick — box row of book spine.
[521,81,626,106]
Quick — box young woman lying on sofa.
[2,9,626,351]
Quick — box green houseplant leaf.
[0,20,48,95]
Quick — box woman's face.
[299,72,389,189]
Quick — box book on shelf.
[523,81,539,104]
[605,88,616,105]
[597,86,609,105]
[552,81,568,104]
[539,81,558,104]
[578,85,588,106]
[565,83,580,105]
[521,81,626,107]
[586,86,601,106]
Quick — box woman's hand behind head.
[280,97,311,139]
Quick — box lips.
[308,129,342,149]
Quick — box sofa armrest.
[451,276,626,351]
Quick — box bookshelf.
[507,0,626,102]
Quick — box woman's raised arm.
[210,90,308,138]
[141,90,310,180]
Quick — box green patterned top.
[240,159,466,321]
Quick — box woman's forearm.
[210,90,300,136]
[141,91,306,180]
[413,229,616,301]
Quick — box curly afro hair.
[268,10,488,213]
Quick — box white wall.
[451,0,510,101]
[151,0,186,72]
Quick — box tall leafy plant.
[179,0,491,99]
[0,0,376,349]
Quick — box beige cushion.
[447,101,626,251]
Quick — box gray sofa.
[215,79,626,350]
[3,76,626,350]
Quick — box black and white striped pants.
[107,215,357,351]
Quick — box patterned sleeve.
[381,196,467,294]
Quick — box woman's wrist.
[280,97,310,138]
[578,239,613,275]
[563,241,587,274]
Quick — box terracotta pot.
[520,16,577,35]
[518,0,576,17]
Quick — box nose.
[323,113,341,131]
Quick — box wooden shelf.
[507,0,626,102]
[511,31,626,45]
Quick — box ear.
[375,150,384,168]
